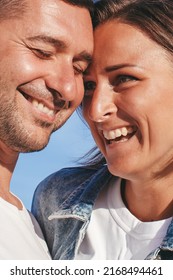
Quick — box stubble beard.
[0,98,53,153]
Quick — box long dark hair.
[93,0,173,53]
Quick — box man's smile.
[18,87,57,120]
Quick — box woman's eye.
[84,81,96,96]
[115,75,137,86]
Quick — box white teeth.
[31,99,55,117]
[38,103,44,111]
[48,110,55,117]
[42,106,49,114]
[32,100,38,107]
[103,126,135,140]
[109,131,116,139]
[121,127,128,136]
[115,129,121,138]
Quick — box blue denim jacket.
[32,166,173,260]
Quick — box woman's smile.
[102,125,137,144]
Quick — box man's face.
[0,0,93,152]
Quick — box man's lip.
[19,88,55,109]
[18,88,70,112]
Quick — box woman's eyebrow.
[105,63,137,72]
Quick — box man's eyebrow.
[27,35,92,64]
[26,35,67,50]
[74,51,92,64]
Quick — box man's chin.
[10,139,49,154]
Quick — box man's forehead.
[7,0,94,61]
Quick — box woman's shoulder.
[33,166,109,201]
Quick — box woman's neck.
[122,177,173,222]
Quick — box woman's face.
[83,21,173,181]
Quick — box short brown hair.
[0,0,28,20]
[0,0,94,21]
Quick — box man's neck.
[0,140,21,208]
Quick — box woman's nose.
[88,85,118,122]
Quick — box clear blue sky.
[11,111,95,210]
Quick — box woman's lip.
[107,129,137,144]
[102,126,137,141]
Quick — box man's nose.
[88,85,118,122]
[45,62,77,102]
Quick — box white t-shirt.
[75,178,172,260]
[0,196,51,260]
